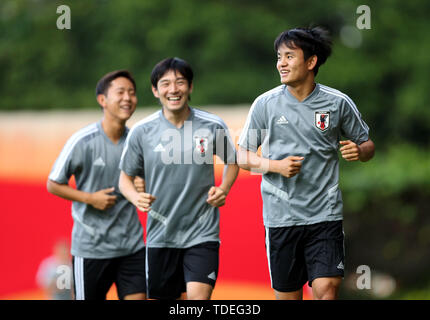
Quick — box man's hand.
[207,186,227,208]
[135,193,157,212]
[88,187,117,210]
[277,156,304,178]
[134,176,145,193]
[133,176,156,212]
[339,140,360,161]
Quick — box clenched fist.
[88,187,117,210]
[339,140,360,161]
[278,156,304,178]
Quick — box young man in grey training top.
[119,57,239,300]
[47,70,146,300]
[238,27,375,300]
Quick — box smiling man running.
[119,57,239,300]
[47,70,146,300]
[238,27,375,300]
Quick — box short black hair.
[95,69,136,97]
[150,57,194,88]
[274,26,332,76]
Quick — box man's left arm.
[207,164,239,207]
[339,96,375,163]
[339,139,375,162]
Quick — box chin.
[120,112,134,120]
[168,104,187,112]
[281,78,300,86]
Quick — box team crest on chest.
[194,136,209,156]
[315,111,330,132]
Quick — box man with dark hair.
[47,70,146,300]
[149,58,194,93]
[119,57,239,300]
[96,70,137,96]
[238,27,375,300]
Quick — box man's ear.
[97,94,106,109]
[151,85,159,98]
[307,55,318,71]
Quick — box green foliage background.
[1,0,429,298]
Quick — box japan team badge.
[194,136,209,156]
[315,111,330,132]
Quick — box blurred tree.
[2,0,429,148]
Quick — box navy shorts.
[266,220,345,292]
[72,247,146,300]
[147,241,220,300]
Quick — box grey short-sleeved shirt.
[238,84,370,227]
[119,107,236,248]
[49,121,145,258]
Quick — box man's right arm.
[119,171,156,212]
[46,179,117,210]
[237,147,304,178]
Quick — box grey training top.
[49,121,145,258]
[238,83,370,227]
[119,107,236,248]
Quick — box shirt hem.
[146,237,220,249]
[71,242,145,259]
[263,216,343,228]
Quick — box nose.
[169,82,179,93]
[123,91,131,101]
[278,56,288,67]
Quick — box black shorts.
[266,220,345,292]
[147,241,220,300]
[72,247,146,300]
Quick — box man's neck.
[163,105,191,128]
[287,77,316,102]
[101,116,126,144]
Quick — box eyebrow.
[278,51,295,55]
[114,87,135,91]
[159,77,186,83]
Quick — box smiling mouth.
[167,96,181,101]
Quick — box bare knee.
[312,277,342,300]
[274,288,303,300]
[186,282,213,300]
[123,292,146,300]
